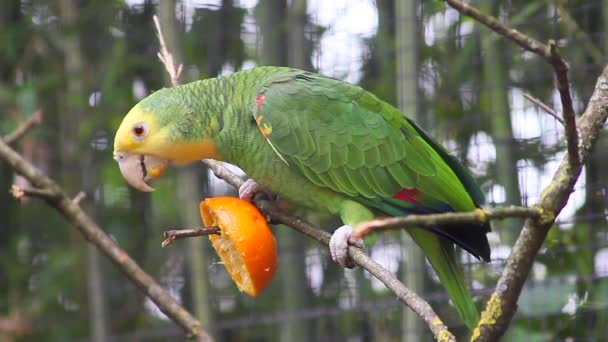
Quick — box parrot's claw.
[329,225,364,269]
[239,178,274,202]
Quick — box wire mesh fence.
[2,0,608,341]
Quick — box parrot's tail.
[409,227,480,330]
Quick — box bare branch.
[72,191,87,205]
[0,139,212,341]
[3,110,43,144]
[10,184,57,202]
[444,0,580,169]
[547,40,580,169]
[522,93,564,125]
[202,159,455,341]
[353,207,541,239]
[162,227,221,248]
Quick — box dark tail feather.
[429,222,491,262]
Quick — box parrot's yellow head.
[113,92,222,192]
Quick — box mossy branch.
[444,1,608,340]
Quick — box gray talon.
[329,225,363,269]
[239,178,265,202]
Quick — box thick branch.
[3,110,43,144]
[0,138,211,341]
[443,2,608,340]
[353,206,541,238]
[201,159,455,341]
[470,65,608,341]
[444,0,580,169]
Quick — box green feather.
[409,228,480,330]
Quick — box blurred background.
[1,0,608,341]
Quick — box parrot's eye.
[131,122,148,141]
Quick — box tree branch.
[470,65,608,341]
[201,159,455,341]
[353,206,541,238]
[444,0,580,169]
[523,93,564,125]
[162,227,221,248]
[10,184,58,202]
[444,1,608,340]
[3,110,43,144]
[0,138,212,341]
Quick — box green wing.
[251,69,487,329]
[251,71,475,212]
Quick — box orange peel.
[200,197,277,296]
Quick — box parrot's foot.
[329,225,364,269]
[239,178,274,202]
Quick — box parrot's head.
[113,88,221,192]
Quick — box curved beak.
[113,151,170,192]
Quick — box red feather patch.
[256,94,265,109]
[393,188,420,204]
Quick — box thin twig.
[72,191,86,205]
[353,206,542,239]
[162,227,221,248]
[523,93,564,125]
[10,184,57,202]
[0,139,211,341]
[153,15,183,86]
[3,110,43,144]
[444,0,580,169]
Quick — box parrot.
[113,66,490,330]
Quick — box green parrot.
[113,67,490,329]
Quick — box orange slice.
[200,197,277,296]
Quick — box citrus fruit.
[200,197,277,296]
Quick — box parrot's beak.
[113,151,170,192]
